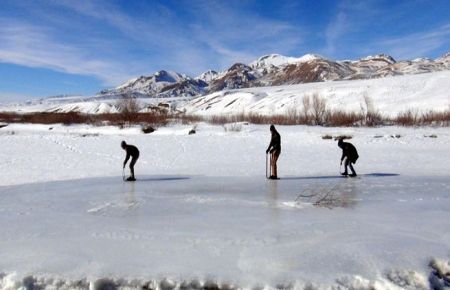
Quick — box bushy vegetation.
[1,94,449,127]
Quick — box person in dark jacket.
[266,125,281,179]
[121,141,140,181]
[338,138,359,177]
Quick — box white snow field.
[0,123,449,290]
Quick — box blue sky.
[0,0,449,101]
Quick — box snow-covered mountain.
[98,52,450,100]
[99,70,207,99]
[1,52,449,114]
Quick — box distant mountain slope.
[181,70,450,118]
[101,52,450,99]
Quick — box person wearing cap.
[338,138,359,177]
[266,125,281,179]
[121,140,140,181]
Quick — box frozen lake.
[1,173,449,289]
[1,123,450,289]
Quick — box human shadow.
[363,173,399,177]
[282,175,345,180]
[281,173,399,180]
[136,176,191,182]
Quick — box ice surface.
[0,124,449,289]
[0,174,449,288]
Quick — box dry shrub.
[180,115,202,125]
[286,104,300,124]
[420,109,450,126]
[0,111,169,127]
[2,105,449,128]
[311,92,327,125]
[362,95,384,126]
[116,95,140,122]
[325,110,362,127]
[395,109,419,126]
[21,112,88,125]
[302,95,311,124]
[0,112,22,122]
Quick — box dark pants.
[344,158,356,175]
[129,153,139,178]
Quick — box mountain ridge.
[100,52,450,100]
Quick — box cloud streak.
[0,18,137,86]
[375,23,450,60]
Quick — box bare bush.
[180,114,203,125]
[395,109,420,126]
[325,110,363,127]
[2,107,449,128]
[116,94,141,122]
[302,95,312,124]
[362,94,383,126]
[311,93,327,125]
[286,103,300,124]
[420,109,450,126]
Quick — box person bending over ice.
[121,140,140,181]
[338,138,359,177]
[266,125,281,179]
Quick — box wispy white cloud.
[324,11,349,56]
[374,24,450,60]
[323,0,380,58]
[185,1,305,68]
[0,18,137,86]
[0,0,307,84]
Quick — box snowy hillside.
[1,70,449,116]
[182,71,450,117]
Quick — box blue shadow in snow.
[281,175,344,180]
[135,176,191,182]
[281,173,399,180]
[363,173,399,177]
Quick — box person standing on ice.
[338,138,359,177]
[266,124,281,179]
[121,141,139,181]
